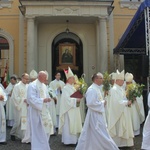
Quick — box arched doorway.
[0,36,9,85]
[52,32,83,81]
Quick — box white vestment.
[47,86,57,129]
[79,97,85,123]
[5,83,15,126]
[76,83,119,150]
[141,93,150,150]
[49,79,65,127]
[27,79,53,150]
[10,81,28,139]
[59,83,82,144]
[108,84,134,147]
[130,95,145,135]
[0,87,7,142]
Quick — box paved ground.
[0,127,143,150]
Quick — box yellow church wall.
[0,0,20,76]
[113,0,139,47]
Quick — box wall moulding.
[25,6,108,17]
[0,0,13,9]
[120,1,142,9]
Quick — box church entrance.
[52,32,83,81]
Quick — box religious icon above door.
[57,43,78,71]
[59,43,76,66]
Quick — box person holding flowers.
[59,67,82,145]
[125,72,145,136]
[74,74,87,123]
[76,72,119,150]
[107,70,134,148]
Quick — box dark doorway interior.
[124,54,149,116]
[52,32,83,82]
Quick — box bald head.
[38,71,47,83]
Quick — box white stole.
[20,87,28,130]
[36,80,54,134]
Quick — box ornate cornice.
[20,1,113,18]
[120,1,142,10]
[0,0,13,9]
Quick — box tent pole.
[144,7,150,95]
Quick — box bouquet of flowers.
[102,72,111,96]
[126,83,144,103]
[74,74,88,95]
[71,74,88,107]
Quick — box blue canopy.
[114,0,150,54]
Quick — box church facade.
[0,0,143,82]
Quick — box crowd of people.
[0,67,150,150]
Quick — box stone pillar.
[19,12,24,75]
[99,17,108,73]
[27,17,35,73]
[96,20,100,72]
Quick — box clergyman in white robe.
[141,93,150,150]
[0,87,7,143]
[124,73,145,135]
[108,70,134,147]
[22,70,38,144]
[108,83,134,147]
[10,74,29,140]
[27,75,53,150]
[49,74,65,128]
[59,82,82,144]
[5,77,17,127]
[76,74,119,150]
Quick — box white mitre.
[110,72,116,80]
[64,67,74,79]
[115,70,124,80]
[125,72,133,82]
[45,70,49,80]
[30,70,38,79]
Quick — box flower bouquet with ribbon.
[70,74,88,106]
[126,83,144,104]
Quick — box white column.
[108,12,115,72]
[99,17,108,73]
[96,20,100,72]
[19,12,24,75]
[27,17,35,73]
[34,21,38,71]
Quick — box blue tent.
[114,0,150,55]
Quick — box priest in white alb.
[5,75,17,127]
[107,70,134,147]
[76,73,119,150]
[27,71,53,150]
[141,92,150,150]
[49,71,65,128]
[22,69,38,143]
[59,67,82,145]
[125,72,145,136]
[10,73,29,141]
[0,86,7,145]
